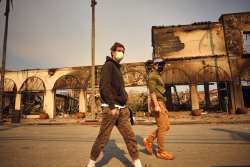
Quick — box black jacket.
[99,56,128,109]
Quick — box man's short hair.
[145,60,153,66]
[110,42,125,52]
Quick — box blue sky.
[0,0,250,70]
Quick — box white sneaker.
[134,159,142,167]
[86,159,95,167]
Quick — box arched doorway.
[162,67,192,111]
[20,77,45,116]
[197,82,220,111]
[2,78,17,118]
[197,65,230,82]
[53,75,82,118]
[197,65,231,112]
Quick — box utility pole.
[90,0,97,119]
[0,0,13,122]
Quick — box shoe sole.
[156,153,175,160]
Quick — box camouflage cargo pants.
[90,107,139,161]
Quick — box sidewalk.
[2,111,250,126]
[168,111,250,125]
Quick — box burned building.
[0,63,146,119]
[0,12,249,119]
[152,12,250,113]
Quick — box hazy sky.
[0,0,250,70]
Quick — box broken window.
[243,31,250,54]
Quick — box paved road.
[0,124,250,167]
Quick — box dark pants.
[90,107,139,161]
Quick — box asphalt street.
[0,124,250,167]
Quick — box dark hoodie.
[99,56,128,109]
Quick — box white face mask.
[115,51,124,61]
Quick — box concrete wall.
[4,67,90,92]
[220,12,250,112]
[152,23,226,59]
[3,67,91,118]
[2,62,147,118]
[162,56,231,84]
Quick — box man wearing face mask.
[86,42,142,167]
[143,58,175,160]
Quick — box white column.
[43,90,55,119]
[190,84,200,110]
[79,90,86,113]
[15,93,21,110]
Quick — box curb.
[2,116,250,126]
[11,120,250,126]
[170,120,250,125]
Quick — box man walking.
[86,42,142,167]
[143,58,175,160]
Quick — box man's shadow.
[96,139,134,167]
[212,128,250,142]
